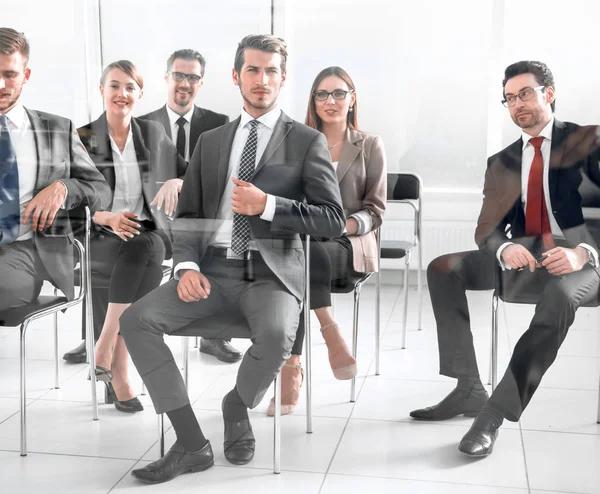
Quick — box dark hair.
[0,27,30,65]
[234,34,287,74]
[305,66,358,131]
[166,49,206,77]
[100,60,143,90]
[503,60,555,112]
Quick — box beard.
[512,108,544,129]
[239,82,279,113]
[0,87,22,113]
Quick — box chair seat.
[74,264,172,288]
[331,272,373,294]
[381,240,413,259]
[0,296,69,327]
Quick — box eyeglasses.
[501,86,545,108]
[169,71,202,84]
[313,89,354,101]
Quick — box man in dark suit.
[119,34,345,484]
[140,49,242,364]
[0,27,110,313]
[410,61,600,457]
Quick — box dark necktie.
[0,114,20,245]
[231,119,259,256]
[525,136,554,249]
[176,117,186,160]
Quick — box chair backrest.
[387,173,422,202]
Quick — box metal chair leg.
[84,219,99,421]
[417,239,423,331]
[183,337,190,392]
[375,270,381,376]
[491,294,499,391]
[194,336,199,348]
[304,235,312,434]
[158,413,165,457]
[20,319,31,456]
[53,309,60,389]
[273,372,281,474]
[401,252,411,349]
[350,284,361,403]
[597,374,600,424]
[141,382,146,395]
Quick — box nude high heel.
[321,322,357,380]
[266,362,304,416]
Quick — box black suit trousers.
[429,248,600,421]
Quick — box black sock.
[223,387,248,421]
[479,402,505,425]
[457,376,486,395]
[166,404,207,452]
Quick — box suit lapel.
[26,108,52,190]
[211,117,239,217]
[549,119,567,203]
[89,114,116,191]
[158,106,172,139]
[336,128,362,183]
[253,113,292,176]
[189,105,206,152]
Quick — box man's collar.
[166,104,194,125]
[239,105,281,129]
[521,116,555,149]
[3,102,28,130]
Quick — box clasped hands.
[501,244,589,275]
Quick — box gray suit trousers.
[120,255,301,414]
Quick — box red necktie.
[525,136,554,249]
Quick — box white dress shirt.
[175,106,280,276]
[108,129,148,221]
[4,103,39,241]
[496,117,598,268]
[166,105,194,162]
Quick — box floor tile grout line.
[518,420,532,494]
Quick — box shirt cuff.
[496,242,514,271]
[59,180,68,209]
[174,261,200,280]
[260,194,276,222]
[349,210,373,236]
[577,243,599,268]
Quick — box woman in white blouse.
[77,60,185,412]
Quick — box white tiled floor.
[1,275,599,493]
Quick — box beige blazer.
[337,127,387,273]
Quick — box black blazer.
[76,113,187,258]
[140,104,229,158]
[475,119,600,256]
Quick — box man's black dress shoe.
[131,441,214,484]
[223,418,255,465]
[200,338,243,363]
[458,411,501,457]
[63,341,87,364]
[410,387,489,421]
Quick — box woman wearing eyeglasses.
[266,66,387,415]
[77,60,186,412]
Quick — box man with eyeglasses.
[410,60,600,458]
[143,49,242,364]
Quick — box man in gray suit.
[0,27,110,313]
[120,34,345,484]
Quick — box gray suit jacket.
[173,111,345,301]
[25,108,111,298]
[337,128,387,273]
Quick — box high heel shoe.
[87,365,112,382]
[321,322,357,380]
[104,382,144,413]
[266,362,304,416]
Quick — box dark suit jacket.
[337,128,387,273]
[140,104,229,159]
[173,111,346,301]
[23,108,111,299]
[76,113,186,258]
[475,119,600,257]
